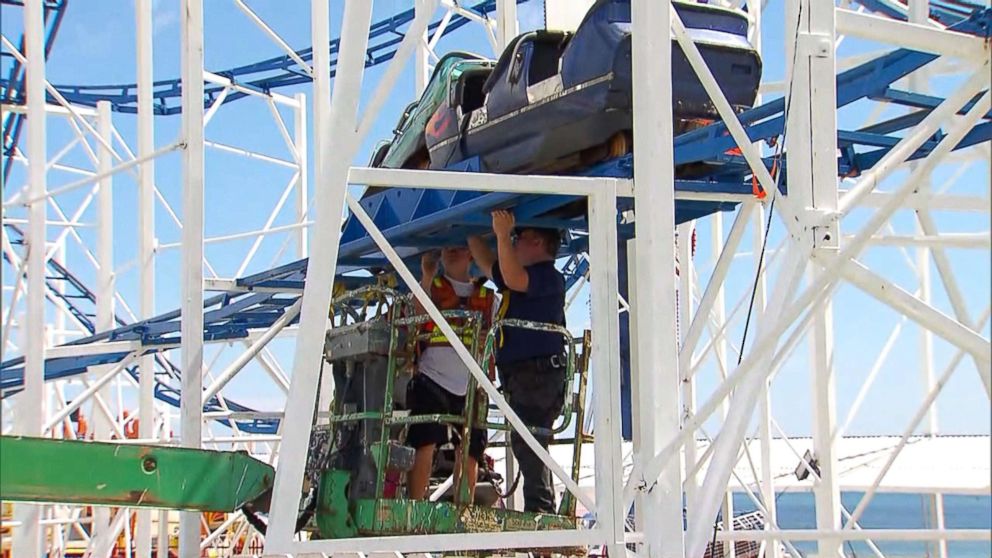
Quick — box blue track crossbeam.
[0,224,282,434]
[0,0,67,182]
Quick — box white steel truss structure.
[1,0,989,557]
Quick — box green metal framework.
[311,286,592,542]
[0,436,274,512]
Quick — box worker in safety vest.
[406,245,495,502]
[64,406,88,439]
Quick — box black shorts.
[406,374,487,462]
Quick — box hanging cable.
[706,1,806,548]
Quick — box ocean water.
[730,492,991,558]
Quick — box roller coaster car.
[363,52,494,198]
[419,0,762,174]
[369,52,495,172]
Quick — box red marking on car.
[427,108,454,140]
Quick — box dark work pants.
[499,357,567,514]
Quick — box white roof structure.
[489,435,991,510]
[726,435,991,496]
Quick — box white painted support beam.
[440,0,500,53]
[0,102,98,116]
[44,341,171,359]
[752,206,777,558]
[587,188,626,556]
[88,507,129,558]
[495,0,519,51]
[746,13,772,534]
[906,15,940,524]
[809,292,841,558]
[709,212,735,558]
[1,217,94,227]
[203,140,297,169]
[836,259,991,378]
[836,9,989,61]
[152,219,310,249]
[799,3,844,557]
[42,353,140,433]
[232,0,313,77]
[199,512,245,551]
[203,278,303,293]
[678,222,698,512]
[264,1,373,551]
[679,203,752,372]
[626,239,645,535]
[858,233,991,248]
[202,87,230,127]
[178,0,205,556]
[915,204,991,395]
[202,298,302,401]
[349,166,623,196]
[294,93,308,259]
[415,0,432,95]
[8,141,183,208]
[14,1,48,555]
[833,316,907,441]
[843,191,990,213]
[350,166,753,203]
[630,0,685,557]
[712,529,992,543]
[287,527,610,555]
[356,0,438,142]
[202,71,298,107]
[93,102,117,483]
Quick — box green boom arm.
[0,436,274,512]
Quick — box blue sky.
[2,1,989,437]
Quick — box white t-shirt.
[417,276,492,396]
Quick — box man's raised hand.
[421,250,439,279]
[491,209,516,239]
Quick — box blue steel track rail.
[0,0,529,116]
[0,0,68,183]
[1,224,281,434]
[851,0,985,27]
[2,4,989,434]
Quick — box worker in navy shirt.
[469,209,566,514]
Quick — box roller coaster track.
[1,0,68,183]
